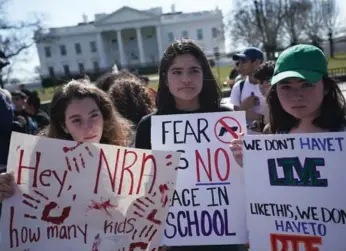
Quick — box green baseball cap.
[271,44,328,85]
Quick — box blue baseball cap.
[232,47,264,61]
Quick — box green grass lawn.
[39,65,233,103]
[147,65,231,90]
[38,54,346,103]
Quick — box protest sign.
[0,132,181,250]
[243,132,346,250]
[151,111,248,246]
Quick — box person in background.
[254,60,275,97]
[0,92,13,172]
[229,47,266,131]
[140,75,157,104]
[24,91,50,133]
[227,61,244,89]
[251,60,275,132]
[140,75,150,86]
[0,89,28,134]
[231,44,346,167]
[95,70,138,93]
[108,78,156,128]
[11,90,27,117]
[0,89,11,104]
[18,84,32,98]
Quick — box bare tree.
[228,0,287,59]
[282,0,311,45]
[0,0,44,88]
[228,1,262,48]
[228,0,340,58]
[303,0,325,47]
[321,0,339,57]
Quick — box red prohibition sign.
[214,116,242,144]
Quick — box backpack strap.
[239,80,246,103]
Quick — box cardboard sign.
[151,112,248,246]
[0,132,181,250]
[243,132,346,250]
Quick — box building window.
[212,28,219,38]
[93,61,100,72]
[90,41,97,52]
[48,67,55,78]
[63,65,70,75]
[44,47,51,58]
[111,39,118,50]
[182,30,188,38]
[75,43,82,54]
[78,63,85,73]
[168,32,174,42]
[197,29,203,40]
[60,45,67,56]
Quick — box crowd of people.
[0,86,50,171]
[0,38,345,250]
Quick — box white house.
[36,5,225,79]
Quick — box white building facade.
[36,6,225,79]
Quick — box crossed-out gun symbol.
[218,126,238,137]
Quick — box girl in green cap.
[230,44,346,166]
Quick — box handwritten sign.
[243,132,346,250]
[151,112,248,246]
[0,132,181,250]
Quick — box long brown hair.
[47,79,133,146]
[156,39,222,112]
[266,77,346,133]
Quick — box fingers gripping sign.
[0,172,15,201]
[230,132,245,167]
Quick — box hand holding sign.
[0,172,15,201]
[229,132,244,167]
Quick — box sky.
[5,0,346,81]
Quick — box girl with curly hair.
[108,78,156,127]
[0,79,133,200]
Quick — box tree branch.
[5,41,34,58]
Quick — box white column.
[116,30,126,67]
[136,27,145,64]
[156,25,163,59]
[96,32,107,69]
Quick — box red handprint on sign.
[63,142,94,173]
[129,224,159,250]
[132,194,162,225]
[22,190,75,225]
[159,184,169,208]
[122,183,175,251]
[86,197,118,218]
